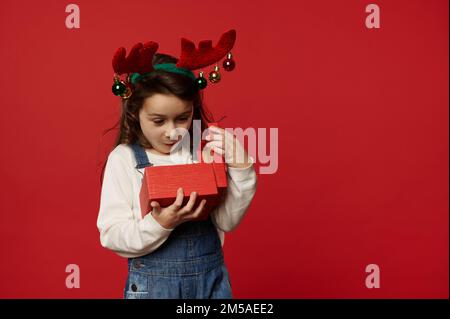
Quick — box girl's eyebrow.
[147,110,192,117]
[147,113,166,117]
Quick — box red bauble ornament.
[223,52,235,71]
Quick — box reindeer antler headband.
[112,29,237,99]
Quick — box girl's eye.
[152,117,188,125]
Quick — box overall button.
[133,260,143,268]
[131,284,137,292]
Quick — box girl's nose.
[164,122,176,138]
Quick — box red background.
[0,0,448,298]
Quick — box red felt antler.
[112,41,159,75]
[176,29,236,70]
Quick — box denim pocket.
[124,270,149,299]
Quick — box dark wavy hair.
[99,53,219,185]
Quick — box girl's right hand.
[149,187,207,229]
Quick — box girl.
[97,51,257,299]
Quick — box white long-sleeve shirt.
[97,143,257,258]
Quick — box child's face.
[139,93,194,155]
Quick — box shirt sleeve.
[96,151,174,258]
[210,157,258,232]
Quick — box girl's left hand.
[205,125,253,169]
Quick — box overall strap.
[130,143,154,169]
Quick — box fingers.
[183,191,198,213]
[150,201,161,214]
[208,127,246,164]
[206,132,224,150]
[212,145,225,155]
[205,140,225,155]
[206,142,225,156]
[207,125,224,135]
[179,192,207,219]
[206,137,225,152]
[169,187,209,220]
[206,127,224,143]
[206,128,235,155]
[209,126,233,140]
[192,199,207,218]
[205,132,223,142]
[171,187,184,210]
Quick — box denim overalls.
[123,143,233,299]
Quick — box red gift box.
[139,123,228,219]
